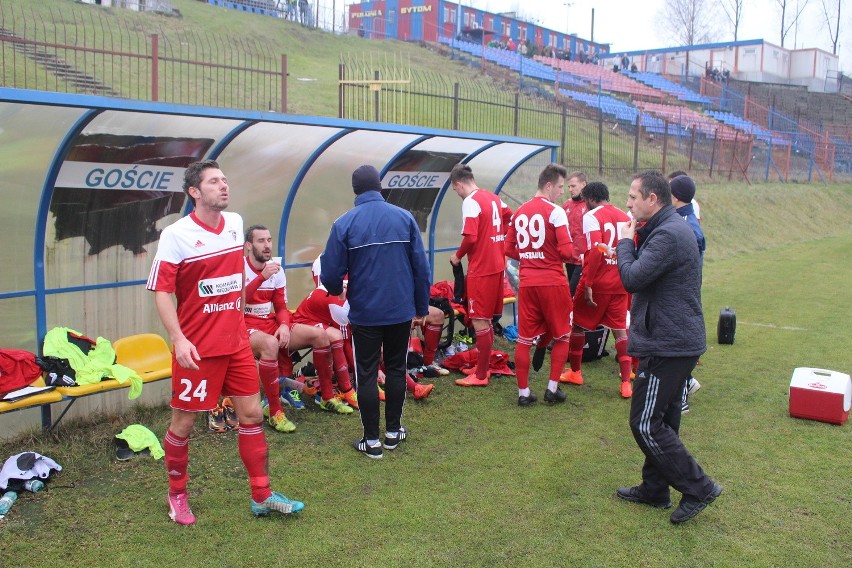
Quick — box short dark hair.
[245,224,268,243]
[582,181,609,204]
[567,171,587,184]
[450,163,475,184]
[538,163,568,189]
[183,160,220,207]
[632,170,671,206]
[667,170,688,180]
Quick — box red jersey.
[147,211,248,357]
[457,189,513,277]
[505,196,574,287]
[243,257,289,328]
[292,287,350,330]
[562,196,588,263]
[578,204,630,294]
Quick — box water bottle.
[0,491,17,515]
[23,479,44,493]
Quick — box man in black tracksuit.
[614,170,722,525]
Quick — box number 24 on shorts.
[178,379,208,401]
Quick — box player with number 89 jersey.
[504,164,574,406]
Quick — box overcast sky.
[471,0,850,72]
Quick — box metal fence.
[0,2,287,111]
[340,60,806,183]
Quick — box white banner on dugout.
[381,171,450,190]
[55,161,185,192]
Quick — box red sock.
[259,358,282,415]
[569,329,586,372]
[330,339,353,391]
[615,335,632,381]
[550,335,571,382]
[514,338,532,389]
[278,351,293,378]
[342,334,355,370]
[237,423,272,503]
[313,346,334,400]
[632,356,639,373]
[475,326,493,380]
[423,323,442,365]
[164,429,189,495]
[405,373,417,391]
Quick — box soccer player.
[292,258,359,408]
[147,160,303,525]
[244,226,355,425]
[504,164,574,406]
[561,171,588,295]
[560,181,634,398]
[448,163,513,387]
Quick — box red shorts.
[246,316,278,336]
[466,272,504,320]
[572,290,628,331]
[517,285,573,340]
[170,346,259,412]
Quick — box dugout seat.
[113,333,172,382]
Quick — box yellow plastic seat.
[55,379,130,397]
[0,376,63,413]
[113,333,172,383]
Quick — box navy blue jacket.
[321,191,431,326]
[676,202,705,262]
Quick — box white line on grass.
[738,321,807,331]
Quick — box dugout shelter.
[0,88,557,437]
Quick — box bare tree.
[820,0,842,54]
[775,0,811,47]
[720,0,745,41]
[659,0,717,46]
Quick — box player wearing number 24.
[504,163,575,405]
[148,160,303,524]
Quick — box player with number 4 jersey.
[561,181,634,398]
[505,164,574,406]
[449,163,512,387]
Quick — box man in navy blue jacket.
[321,165,431,459]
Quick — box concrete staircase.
[0,26,119,97]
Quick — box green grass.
[1,183,850,566]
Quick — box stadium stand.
[557,88,672,134]
[536,57,668,100]
[625,71,712,105]
[634,101,743,140]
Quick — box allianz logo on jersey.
[197,273,243,297]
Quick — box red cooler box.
[788,367,851,425]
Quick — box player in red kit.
[448,163,513,387]
[560,181,634,398]
[244,227,355,422]
[561,171,588,295]
[505,164,574,406]
[147,160,303,525]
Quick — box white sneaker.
[687,377,701,395]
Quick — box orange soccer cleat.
[455,373,490,387]
[559,369,584,385]
[412,382,434,400]
[620,380,633,399]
